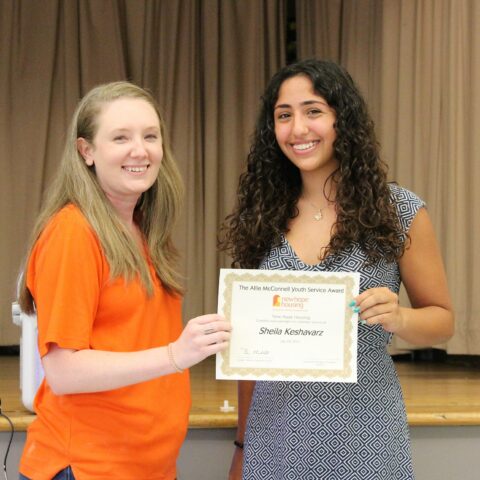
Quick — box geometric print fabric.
[242,185,423,479]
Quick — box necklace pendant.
[313,212,322,221]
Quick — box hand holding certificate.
[216,268,360,382]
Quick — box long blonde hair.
[19,81,184,314]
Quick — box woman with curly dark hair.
[222,59,454,480]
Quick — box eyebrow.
[110,126,161,132]
[274,100,329,110]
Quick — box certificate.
[216,268,359,382]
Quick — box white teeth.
[293,141,317,151]
[123,166,148,173]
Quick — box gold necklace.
[307,199,331,221]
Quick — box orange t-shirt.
[19,205,190,480]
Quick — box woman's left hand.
[354,287,405,333]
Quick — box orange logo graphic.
[273,295,282,307]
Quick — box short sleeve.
[388,184,426,242]
[27,206,104,357]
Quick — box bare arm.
[229,380,255,480]
[355,208,454,345]
[42,314,231,395]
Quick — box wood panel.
[1,356,480,431]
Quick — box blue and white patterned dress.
[242,185,423,480]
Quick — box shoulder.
[388,183,425,209]
[28,204,105,292]
[43,204,95,238]
[48,203,90,228]
[387,184,426,235]
[36,204,101,253]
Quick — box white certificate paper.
[216,268,359,382]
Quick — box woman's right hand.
[229,446,244,480]
[41,314,230,395]
[170,313,231,370]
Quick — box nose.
[292,114,308,136]
[131,137,148,157]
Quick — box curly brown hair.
[219,59,405,268]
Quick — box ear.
[77,138,95,166]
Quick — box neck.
[106,193,139,229]
[300,170,337,205]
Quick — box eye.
[276,112,291,121]
[307,108,323,117]
[113,135,127,142]
[145,133,159,141]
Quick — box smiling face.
[77,97,163,208]
[274,75,338,177]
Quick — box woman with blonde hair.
[18,81,230,480]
